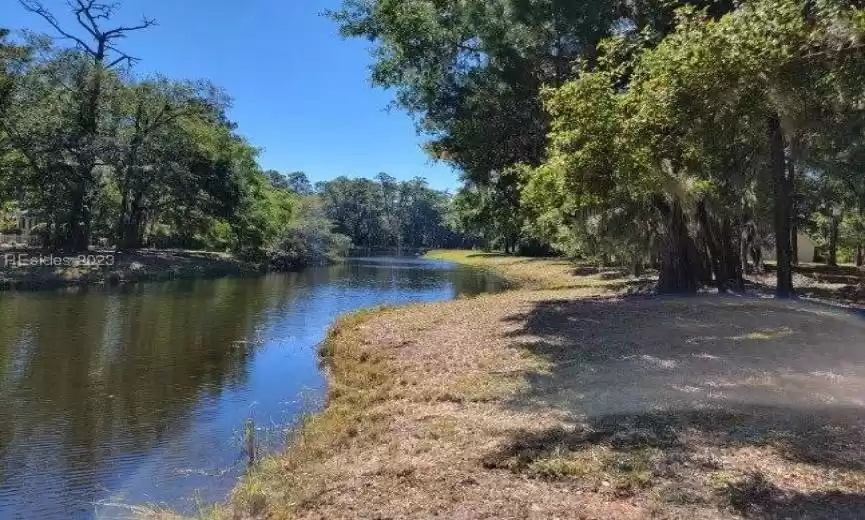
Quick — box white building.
[763,231,817,263]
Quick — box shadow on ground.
[490,296,865,518]
[721,472,865,519]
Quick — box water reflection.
[0,257,504,519]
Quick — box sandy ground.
[223,254,865,520]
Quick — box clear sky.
[2,0,461,191]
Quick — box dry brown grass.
[219,252,865,519]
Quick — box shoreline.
[207,250,865,519]
[0,249,260,291]
[213,251,651,518]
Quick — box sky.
[2,0,462,191]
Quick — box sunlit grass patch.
[443,372,530,402]
[423,249,642,292]
[220,305,401,518]
[487,441,662,495]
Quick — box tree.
[286,171,312,195]
[16,0,156,250]
[452,167,526,253]
[329,0,623,253]
[264,169,290,190]
[0,30,30,199]
[267,195,350,270]
[108,78,233,249]
[0,29,28,112]
[526,0,865,294]
[330,0,741,259]
[316,175,470,251]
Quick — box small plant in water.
[244,418,256,467]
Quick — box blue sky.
[2,0,461,191]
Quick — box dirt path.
[226,253,865,519]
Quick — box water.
[0,257,505,519]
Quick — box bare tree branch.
[107,52,136,68]
[72,1,102,39]
[19,0,156,68]
[102,18,157,38]
[19,0,97,55]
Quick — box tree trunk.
[63,181,92,252]
[116,189,147,250]
[828,214,841,267]
[741,221,754,274]
[856,244,863,267]
[791,217,799,265]
[632,254,643,278]
[721,218,744,291]
[697,200,743,292]
[657,199,700,294]
[116,190,129,249]
[790,164,798,266]
[119,208,145,250]
[768,114,793,298]
[65,188,84,251]
[60,56,103,252]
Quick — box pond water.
[0,257,506,519]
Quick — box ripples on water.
[0,257,505,519]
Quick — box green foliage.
[451,166,527,253]
[266,196,351,270]
[526,0,865,290]
[317,174,469,251]
[0,8,305,257]
[0,29,28,116]
[330,0,748,259]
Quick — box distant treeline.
[315,174,474,252]
[265,172,479,268]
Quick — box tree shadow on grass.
[490,295,865,517]
[485,404,865,471]
[501,296,865,415]
[721,472,865,519]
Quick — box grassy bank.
[211,250,865,519]
[0,249,259,291]
[423,249,653,291]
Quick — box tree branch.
[19,0,97,55]
[72,1,101,39]
[0,117,46,177]
[102,18,157,38]
[106,49,137,68]
[20,0,156,65]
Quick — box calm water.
[0,257,505,519]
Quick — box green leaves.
[316,174,462,250]
[523,0,865,276]
[0,20,295,253]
